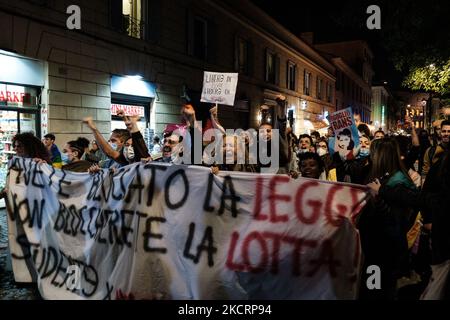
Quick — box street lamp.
[421,98,427,129]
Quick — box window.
[236,37,251,75]
[316,78,323,99]
[303,70,311,95]
[265,51,278,84]
[326,82,332,103]
[287,61,296,91]
[193,16,208,60]
[111,0,146,39]
[122,0,144,39]
[336,71,341,91]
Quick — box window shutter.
[110,0,123,31]
[186,11,194,56]
[146,0,162,43]
[275,55,280,85]
[234,36,239,72]
[247,41,254,76]
[207,21,216,64]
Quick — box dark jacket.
[333,153,370,184]
[62,160,92,173]
[421,154,450,265]
[357,171,420,299]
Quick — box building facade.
[0,0,337,154]
[314,40,373,123]
[371,86,392,132]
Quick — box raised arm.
[117,110,150,160]
[209,105,226,135]
[405,115,419,147]
[82,117,121,160]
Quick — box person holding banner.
[298,152,325,180]
[0,132,51,198]
[359,137,421,300]
[61,138,93,172]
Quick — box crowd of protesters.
[3,94,450,300]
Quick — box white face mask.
[317,148,327,157]
[298,148,309,154]
[123,145,135,161]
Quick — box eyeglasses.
[164,139,178,145]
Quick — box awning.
[111,75,156,98]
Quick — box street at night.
[0,0,449,306]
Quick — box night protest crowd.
[4,95,450,300]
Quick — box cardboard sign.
[327,108,360,160]
[200,72,238,106]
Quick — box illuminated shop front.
[0,50,45,193]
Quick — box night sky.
[252,0,406,89]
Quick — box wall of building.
[0,0,337,150]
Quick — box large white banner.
[6,158,369,300]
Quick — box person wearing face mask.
[297,134,314,155]
[358,135,371,158]
[83,110,150,168]
[316,137,335,179]
[152,129,183,163]
[61,139,92,172]
[122,138,135,162]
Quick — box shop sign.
[111,104,145,117]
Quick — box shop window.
[0,83,42,190]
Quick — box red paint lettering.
[225,231,244,271]
[262,231,283,274]
[242,231,268,273]
[226,231,342,277]
[295,180,322,224]
[324,185,347,227]
[252,177,268,221]
[268,176,291,223]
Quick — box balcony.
[122,15,144,39]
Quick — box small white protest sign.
[200,71,238,106]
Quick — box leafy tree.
[403,59,450,95]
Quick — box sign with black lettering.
[200,71,238,106]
